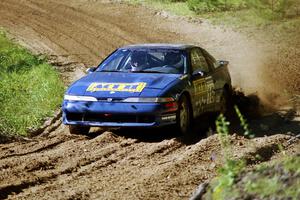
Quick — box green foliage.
[234,105,253,138]
[245,177,280,198]
[242,156,300,199]
[127,0,299,23]
[188,0,247,13]
[212,159,245,199]
[211,112,299,199]
[283,155,300,174]
[245,176,281,198]
[246,0,298,17]
[212,114,246,199]
[186,0,299,18]
[0,31,64,136]
[216,114,231,160]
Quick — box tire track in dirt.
[1,0,181,65]
[0,0,299,199]
[28,0,137,45]
[0,1,100,62]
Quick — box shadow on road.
[108,114,216,145]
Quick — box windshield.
[97,48,187,74]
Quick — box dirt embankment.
[0,0,299,199]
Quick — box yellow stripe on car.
[86,82,147,93]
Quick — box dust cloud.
[161,18,287,107]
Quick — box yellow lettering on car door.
[193,78,207,113]
[206,78,215,104]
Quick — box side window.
[202,49,218,69]
[190,48,209,73]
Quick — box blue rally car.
[62,44,232,137]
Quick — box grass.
[125,0,300,28]
[0,30,65,136]
[203,111,300,200]
[201,8,274,27]
[242,156,300,199]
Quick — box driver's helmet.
[165,52,182,66]
[130,51,147,69]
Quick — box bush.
[242,0,299,19]
[188,0,247,13]
[184,0,299,19]
[0,31,65,136]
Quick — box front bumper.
[62,101,177,127]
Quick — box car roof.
[120,43,198,50]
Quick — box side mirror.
[217,60,229,68]
[86,67,97,74]
[192,69,206,79]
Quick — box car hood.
[67,72,181,98]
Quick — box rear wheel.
[69,125,90,135]
[219,88,233,116]
[220,88,230,113]
[176,95,192,138]
[220,91,227,114]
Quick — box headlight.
[64,95,97,102]
[122,97,175,103]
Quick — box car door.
[190,48,216,116]
[201,49,228,112]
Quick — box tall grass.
[0,31,64,136]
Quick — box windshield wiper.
[131,70,164,73]
[99,70,120,72]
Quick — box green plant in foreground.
[216,114,231,160]
[208,155,300,200]
[0,31,64,136]
[243,156,300,199]
[212,108,252,199]
[212,114,246,199]
[234,105,253,138]
[210,111,299,200]
[245,176,282,198]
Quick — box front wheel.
[176,95,192,137]
[69,125,90,135]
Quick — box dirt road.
[0,0,299,199]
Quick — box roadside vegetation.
[127,0,299,26]
[0,31,64,136]
[202,109,300,199]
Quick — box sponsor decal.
[161,114,176,121]
[86,82,147,93]
[193,76,216,114]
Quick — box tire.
[69,125,90,135]
[220,88,232,115]
[176,95,192,138]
